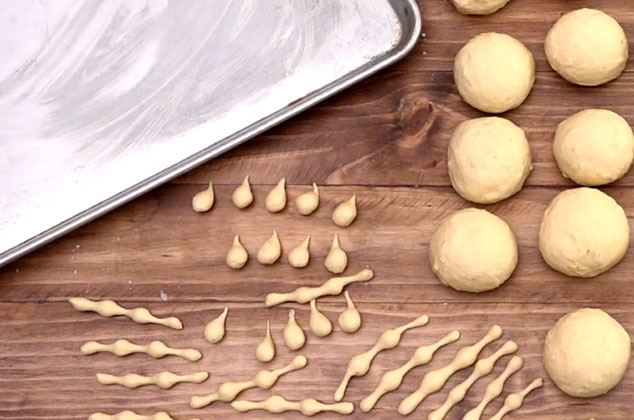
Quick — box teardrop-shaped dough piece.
[283,309,306,351]
[257,229,282,265]
[309,300,332,338]
[265,178,287,213]
[332,195,357,227]
[325,234,348,274]
[232,175,254,209]
[288,236,310,268]
[255,321,276,362]
[226,235,248,269]
[295,183,320,215]
[204,307,229,344]
[192,181,214,213]
[338,291,361,333]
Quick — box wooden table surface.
[2,1,633,419]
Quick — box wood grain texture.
[1,1,633,419]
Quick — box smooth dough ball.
[545,8,629,86]
[454,32,535,113]
[554,109,634,186]
[539,187,629,278]
[448,117,532,204]
[429,208,518,293]
[450,0,512,15]
[544,308,631,397]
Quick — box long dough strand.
[190,355,307,408]
[398,325,503,415]
[428,340,518,420]
[360,330,460,412]
[231,395,354,416]
[265,269,374,307]
[463,356,524,420]
[68,297,183,330]
[334,314,430,402]
[96,371,208,389]
[487,378,543,420]
[80,339,201,361]
[89,411,177,420]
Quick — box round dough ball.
[544,308,631,397]
[429,208,518,293]
[545,8,629,86]
[539,187,629,278]
[454,32,535,113]
[554,109,634,186]
[448,117,532,204]
[450,0,512,15]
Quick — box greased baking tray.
[0,0,421,266]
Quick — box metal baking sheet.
[0,0,421,266]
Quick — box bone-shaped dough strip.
[334,314,429,402]
[463,356,523,420]
[360,330,460,412]
[398,325,503,415]
[81,339,201,361]
[231,395,354,416]
[88,411,178,420]
[190,355,307,409]
[265,269,374,307]
[487,377,543,420]
[428,340,518,420]
[97,371,208,389]
[69,297,183,330]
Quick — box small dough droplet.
[283,309,306,351]
[255,321,276,362]
[232,175,254,209]
[204,307,228,344]
[295,183,320,215]
[257,229,282,265]
[332,195,357,227]
[226,235,248,269]
[265,178,287,213]
[192,181,214,213]
[338,291,361,333]
[288,236,310,268]
[309,300,332,338]
[325,234,348,274]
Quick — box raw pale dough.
[80,339,201,362]
[288,236,311,268]
[543,308,631,397]
[68,297,183,330]
[545,8,629,86]
[454,32,535,113]
[360,330,460,412]
[553,109,634,186]
[283,309,306,350]
[325,234,348,274]
[450,0,512,15]
[309,300,332,338]
[89,411,178,420]
[226,235,248,269]
[257,229,282,265]
[266,178,287,212]
[332,195,357,227]
[255,320,276,362]
[265,268,374,306]
[398,325,503,415]
[429,209,518,293]
[192,181,214,213]
[232,396,354,416]
[488,377,543,420]
[539,188,629,278]
[190,355,307,408]
[448,117,532,204]
[295,183,320,215]
[338,291,361,334]
[232,175,254,209]
[204,307,228,344]
[335,314,429,402]
[96,371,208,389]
